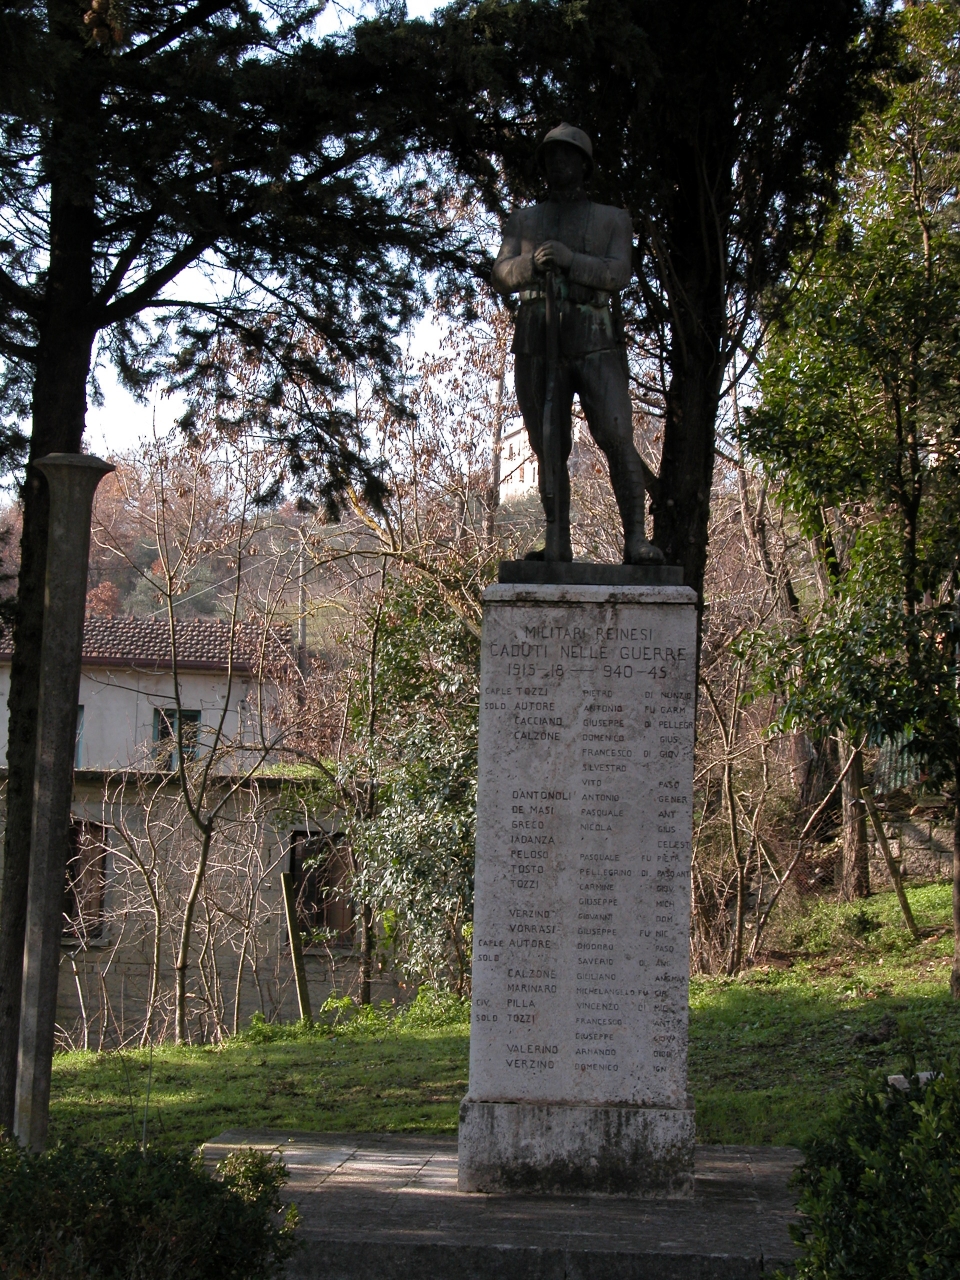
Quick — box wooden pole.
[281,871,312,1022]
[860,786,921,940]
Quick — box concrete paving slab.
[203,1131,801,1279]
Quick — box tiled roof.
[0,616,294,673]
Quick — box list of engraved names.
[469,589,696,1108]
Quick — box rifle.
[541,269,561,535]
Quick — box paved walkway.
[203,1131,801,1279]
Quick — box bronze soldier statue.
[493,123,663,565]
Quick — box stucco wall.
[0,664,259,770]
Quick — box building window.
[289,829,354,948]
[75,705,84,769]
[153,708,201,769]
[64,821,107,942]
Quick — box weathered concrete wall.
[867,812,953,888]
[0,778,400,1047]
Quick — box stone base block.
[458,1099,695,1198]
[497,560,684,586]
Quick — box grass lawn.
[48,882,960,1152]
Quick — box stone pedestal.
[459,582,697,1197]
[14,455,114,1152]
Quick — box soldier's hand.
[534,241,574,273]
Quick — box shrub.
[235,984,470,1043]
[238,1011,317,1044]
[236,999,391,1042]
[784,1058,960,1279]
[0,1139,298,1279]
[398,984,470,1029]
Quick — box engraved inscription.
[468,589,696,1108]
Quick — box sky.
[85,0,444,460]
[85,315,449,458]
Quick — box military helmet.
[540,122,594,174]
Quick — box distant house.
[498,422,539,503]
[0,617,393,1046]
[0,615,291,772]
[498,419,591,505]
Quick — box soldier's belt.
[518,284,611,307]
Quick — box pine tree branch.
[98,239,212,327]
[94,222,157,308]
[0,267,40,321]
[0,336,37,361]
[121,1,235,65]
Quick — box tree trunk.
[231,923,250,1039]
[838,736,870,900]
[484,363,505,542]
[951,765,960,1000]
[798,730,839,813]
[656,348,723,607]
[725,756,747,976]
[141,887,163,1048]
[0,178,94,1128]
[652,205,727,658]
[0,474,49,1131]
[359,902,373,1006]
[174,827,214,1044]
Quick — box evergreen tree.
[743,1,960,986]
[0,0,466,1129]
[420,0,893,608]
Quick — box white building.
[498,419,589,505]
[0,615,286,771]
[498,422,539,502]
[0,617,391,1044]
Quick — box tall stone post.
[14,454,114,1151]
[459,571,698,1196]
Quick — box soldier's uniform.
[493,128,652,562]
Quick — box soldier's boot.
[624,528,665,565]
[619,489,664,565]
[527,457,573,561]
[525,521,573,561]
[542,522,572,561]
[609,449,664,565]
